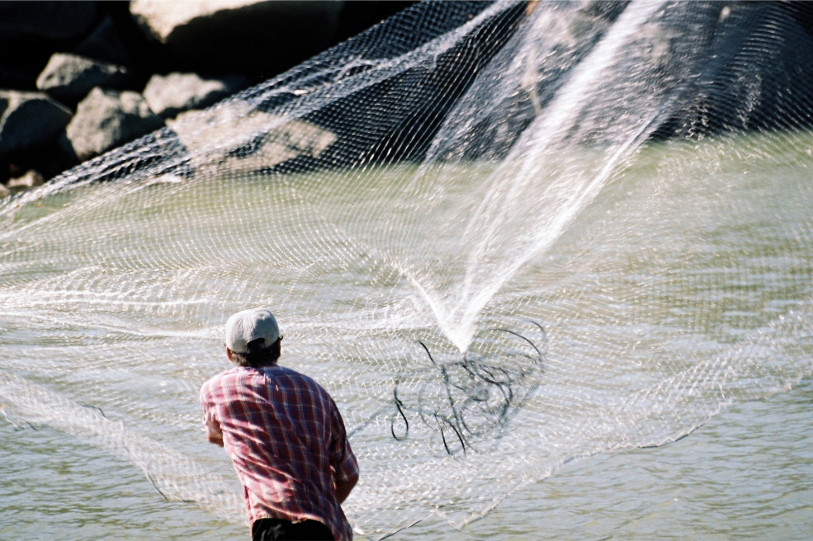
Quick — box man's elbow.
[207,434,224,447]
[335,476,358,504]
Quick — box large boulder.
[129,0,344,77]
[167,101,336,177]
[0,2,101,89]
[64,87,165,161]
[36,53,135,105]
[73,15,133,67]
[143,72,249,118]
[0,91,72,154]
[6,169,45,194]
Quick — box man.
[200,308,359,541]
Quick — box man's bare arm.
[335,476,358,504]
[205,409,224,447]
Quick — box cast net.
[1,1,812,537]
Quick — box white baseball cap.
[224,308,280,354]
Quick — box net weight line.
[390,322,547,456]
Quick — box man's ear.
[226,347,234,361]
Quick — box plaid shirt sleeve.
[330,398,359,484]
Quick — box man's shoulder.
[200,367,244,392]
[271,366,333,397]
[201,365,332,401]
[272,365,320,386]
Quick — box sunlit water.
[2,380,810,539]
[1,131,811,539]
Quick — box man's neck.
[253,360,279,368]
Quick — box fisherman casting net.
[1,1,812,538]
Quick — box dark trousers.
[251,518,334,541]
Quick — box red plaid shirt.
[200,365,359,540]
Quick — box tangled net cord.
[388,323,547,456]
[1,1,812,538]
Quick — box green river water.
[1,131,811,539]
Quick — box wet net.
[1,1,812,538]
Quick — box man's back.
[201,365,358,541]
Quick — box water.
[2,380,810,539]
[403,380,813,540]
[1,130,811,538]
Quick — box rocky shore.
[5,1,813,200]
[0,0,411,197]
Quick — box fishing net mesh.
[1,1,812,537]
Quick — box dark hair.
[231,337,281,368]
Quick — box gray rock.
[73,15,132,66]
[65,88,165,161]
[143,72,249,118]
[129,0,342,76]
[131,0,341,44]
[168,101,336,177]
[7,169,44,193]
[0,91,72,154]
[37,53,134,105]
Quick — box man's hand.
[204,409,224,447]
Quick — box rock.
[64,87,165,161]
[168,101,336,176]
[0,91,72,154]
[0,183,9,198]
[73,15,133,67]
[36,53,134,105]
[7,169,44,193]
[0,2,98,41]
[143,72,249,118]
[129,0,343,77]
